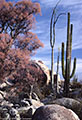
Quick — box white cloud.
[32,50,82,81]
[31,0,82,81]
[32,0,82,51]
[61,0,82,6]
[74,59,82,81]
[76,59,82,72]
[40,0,82,7]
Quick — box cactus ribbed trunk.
[61,12,76,97]
[64,59,70,95]
[65,12,71,95]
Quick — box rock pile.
[0,92,44,119]
[0,60,81,120]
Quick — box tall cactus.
[50,8,55,92]
[61,12,76,96]
[50,0,65,93]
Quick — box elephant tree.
[0,0,43,83]
[61,13,76,96]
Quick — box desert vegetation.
[0,0,81,120]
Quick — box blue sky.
[32,0,82,81]
[6,0,82,81]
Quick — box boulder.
[36,60,61,84]
[32,83,45,99]
[35,60,51,85]
[32,104,80,120]
[46,97,82,120]
[32,60,61,98]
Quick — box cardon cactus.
[61,12,76,96]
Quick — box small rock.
[14,104,20,109]
[0,93,3,100]
[32,92,40,101]
[20,99,30,107]
[29,99,44,109]
[18,106,34,118]
[1,100,13,107]
[9,108,20,120]
[0,107,10,120]
[3,113,10,120]
[0,83,7,89]
[0,90,6,98]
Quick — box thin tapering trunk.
[56,48,60,94]
[51,47,54,90]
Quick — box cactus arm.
[61,42,65,79]
[53,13,56,46]
[70,58,76,78]
[54,13,66,25]
[50,0,65,47]
[50,9,56,47]
[50,13,53,47]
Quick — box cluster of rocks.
[0,85,82,120]
[0,60,82,120]
[0,92,81,120]
[0,90,44,119]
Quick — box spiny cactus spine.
[61,12,76,96]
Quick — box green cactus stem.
[61,12,76,96]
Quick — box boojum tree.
[50,0,65,93]
[61,13,76,96]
